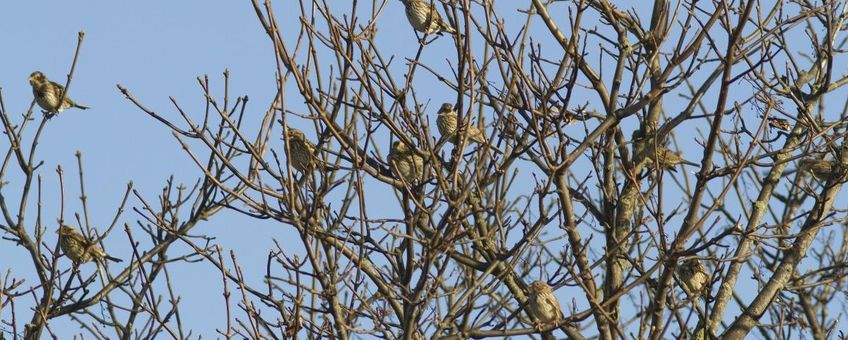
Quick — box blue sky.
[2,1,839,338]
[0,1,287,335]
[0,0,717,337]
[0,1,483,336]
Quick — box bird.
[798,159,840,180]
[639,146,698,172]
[28,71,89,113]
[285,128,318,174]
[767,117,791,131]
[677,258,709,297]
[436,103,488,146]
[400,0,456,35]
[526,280,564,334]
[57,225,121,264]
[388,140,427,184]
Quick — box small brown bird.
[677,258,709,297]
[285,128,317,174]
[640,146,698,172]
[389,140,426,184]
[400,0,456,35]
[436,103,488,146]
[767,117,791,131]
[58,225,121,264]
[798,159,840,180]
[28,71,89,113]
[526,281,564,333]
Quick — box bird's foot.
[533,321,546,332]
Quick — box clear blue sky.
[0,1,704,337]
[1,1,819,338]
[0,0,478,336]
[0,1,291,335]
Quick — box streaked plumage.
[640,146,697,171]
[798,159,839,180]
[29,71,88,113]
[389,140,426,184]
[285,128,317,174]
[677,258,708,297]
[527,281,563,332]
[436,103,487,146]
[400,0,456,35]
[58,225,121,264]
[767,117,791,131]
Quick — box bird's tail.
[487,144,504,155]
[74,103,90,110]
[105,255,123,263]
[319,162,350,172]
[681,160,700,167]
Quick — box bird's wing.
[545,295,562,319]
[32,85,44,98]
[48,81,67,96]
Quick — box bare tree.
[4,1,848,339]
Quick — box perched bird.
[798,159,840,180]
[639,146,698,172]
[436,103,488,146]
[400,0,456,35]
[58,225,121,264]
[526,281,564,333]
[285,128,317,174]
[28,71,89,113]
[389,140,426,184]
[767,117,791,131]
[794,65,821,88]
[677,258,709,297]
